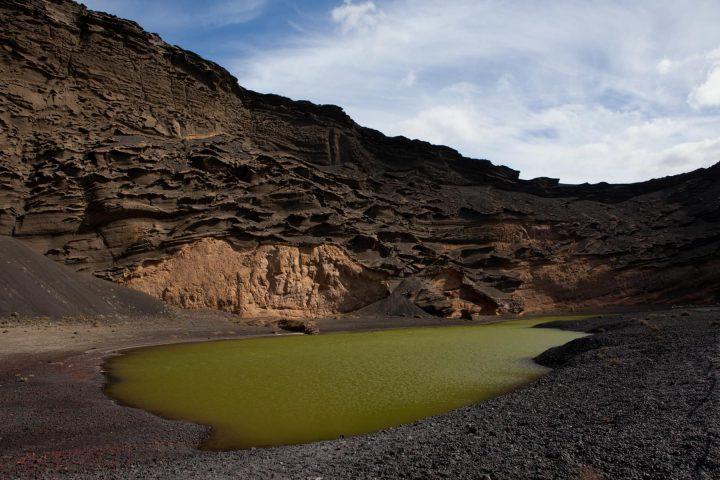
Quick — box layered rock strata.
[0,0,718,317]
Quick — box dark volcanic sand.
[0,237,165,319]
[1,309,718,479]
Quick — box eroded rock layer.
[120,239,388,318]
[0,0,719,317]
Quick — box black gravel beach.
[1,308,718,479]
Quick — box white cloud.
[400,71,417,87]
[205,0,266,27]
[660,138,720,167]
[399,105,513,147]
[689,65,720,108]
[331,1,379,34]
[77,0,720,182]
[79,0,720,182]
[657,58,674,74]
[390,97,720,183]
[81,0,266,29]
[226,0,720,183]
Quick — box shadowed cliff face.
[0,0,719,318]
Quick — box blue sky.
[80,0,720,184]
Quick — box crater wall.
[0,0,718,317]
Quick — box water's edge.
[101,315,595,451]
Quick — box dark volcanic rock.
[354,286,432,318]
[534,335,609,368]
[0,0,719,317]
[276,318,319,335]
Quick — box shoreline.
[1,307,718,478]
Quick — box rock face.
[119,239,388,318]
[0,0,719,318]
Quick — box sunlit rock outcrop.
[120,239,388,317]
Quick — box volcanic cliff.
[1,0,718,318]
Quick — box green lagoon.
[104,317,587,450]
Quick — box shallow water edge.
[104,316,591,450]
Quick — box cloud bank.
[233,0,720,183]
[81,0,266,30]
[80,0,720,184]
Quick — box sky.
[79,0,720,184]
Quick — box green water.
[104,317,588,450]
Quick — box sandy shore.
[1,308,718,479]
